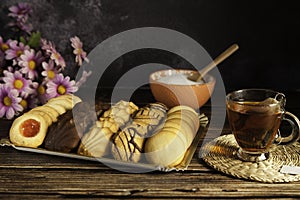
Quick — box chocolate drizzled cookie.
[44,101,107,153]
[111,103,168,162]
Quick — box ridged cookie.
[145,105,200,167]
[111,103,168,162]
[77,101,139,158]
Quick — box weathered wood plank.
[1,168,300,198]
[1,95,300,199]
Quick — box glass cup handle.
[275,111,300,145]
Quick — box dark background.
[1,0,300,93]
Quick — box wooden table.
[1,89,300,199]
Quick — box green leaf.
[19,36,26,44]
[27,32,41,48]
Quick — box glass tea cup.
[226,89,300,162]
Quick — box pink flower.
[18,49,43,79]
[41,39,52,51]
[5,40,30,61]
[41,39,66,69]
[19,95,29,110]
[36,83,50,104]
[8,3,33,33]
[75,70,92,87]
[0,36,10,52]
[0,37,11,67]
[8,2,32,20]
[70,36,89,66]
[41,60,60,82]
[50,51,66,69]
[26,94,39,109]
[46,73,78,99]
[17,81,38,110]
[29,82,48,106]
[2,70,34,96]
[15,18,33,33]
[0,2,93,119]
[0,84,23,119]
[40,38,54,53]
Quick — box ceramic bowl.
[149,69,216,109]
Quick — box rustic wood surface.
[1,90,300,199]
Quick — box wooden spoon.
[188,44,239,82]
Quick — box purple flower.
[75,70,92,87]
[0,36,9,52]
[18,49,43,79]
[41,39,66,69]
[14,18,33,33]
[2,70,34,96]
[8,2,32,20]
[5,40,30,61]
[40,38,52,53]
[20,91,38,110]
[8,3,33,33]
[0,2,92,119]
[0,37,11,67]
[19,92,29,110]
[46,73,78,99]
[50,51,66,70]
[41,60,60,82]
[0,84,23,119]
[70,36,89,66]
[36,83,50,104]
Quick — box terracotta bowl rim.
[149,69,216,86]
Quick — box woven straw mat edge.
[200,134,300,183]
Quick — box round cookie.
[10,113,48,148]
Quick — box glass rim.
[226,88,285,107]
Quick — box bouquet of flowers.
[0,3,91,119]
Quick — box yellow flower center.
[16,50,23,57]
[3,96,12,106]
[53,53,59,59]
[29,60,36,70]
[77,48,82,55]
[1,44,9,51]
[57,85,66,95]
[20,99,28,109]
[47,70,55,79]
[14,79,24,90]
[38,85,45,95]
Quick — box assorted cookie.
[44,101,103,153]
[111,103,168,162]
[9,94,81,148]
[77,100,139,158]
[144,105,200,167]
[9,97,201,168]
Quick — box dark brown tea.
[227,99,283,153]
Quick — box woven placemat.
[200,134,300,183]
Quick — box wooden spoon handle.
[196,44,239,82]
